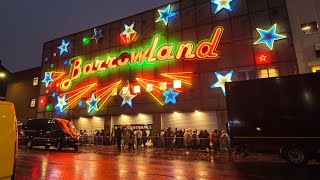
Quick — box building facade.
[286,0,320,73]
[6,67,41,125]
[37,0,298,133]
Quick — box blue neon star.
[162,87,179,104]
[254,24,287,50]
[55,95,68,112]
[91,28,104,43]
[211,70,233,96]
[58,40,70,55]
[156,4,176,25]
[42,72,53,87]
[120,92,136,108]
[86,94,101,113]
[211,0,234,14]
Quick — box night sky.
[0,0,174,72]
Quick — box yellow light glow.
[173,80,181,89]
[134,85,141,93]
[0,72,6,78]
[159,82,167,91]
[195,110,199,113]
[122,87,129,95]
[136,78,164,106]
[146,84,153,92]
[111,88,117,96]
[311,66,320,73]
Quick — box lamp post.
[0,72,6,78]
[0,72,7,100]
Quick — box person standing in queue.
[115,126,123,151]
[135,128,142,149]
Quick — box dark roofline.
[12,66,41,74]
[43,0,178,44]
[0,63,11,74]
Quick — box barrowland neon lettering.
[60,26,224,91]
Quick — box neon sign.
[156,4,176,25]
[60,26,224,91]
[211,0,234,14]
[120,22,137,44]
[211,70,233,96]
[254,24,286,50]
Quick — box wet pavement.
[15,146,320,180]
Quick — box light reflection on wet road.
[15,147,320,180]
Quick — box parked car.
[25,118,79,151]
[0,101,18,180]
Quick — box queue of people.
[113,126,231,152]
[78,129,113,145]
[77,127,231,152]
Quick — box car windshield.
[55,119,78,138]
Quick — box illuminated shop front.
[36,0,298,132]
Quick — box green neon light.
[82,37,90,45]
[46,105,52,111]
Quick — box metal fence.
[78,135,230,152]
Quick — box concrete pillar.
[217,110,228,131]
[104,115,111,133]
[152,113,161,132]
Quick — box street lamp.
[0,72,6,78]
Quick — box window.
[311,66,320,73]
[301,21,318,34]
[237,70,256,81]
[30,99,36,108]
[33,77,39,86]
[259,68,279,78]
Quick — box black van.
[25,118,79,151]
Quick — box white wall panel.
[161,111,218,131]
[111,114,153,127]
[72,117,105,131]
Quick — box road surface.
[15,146,320,180]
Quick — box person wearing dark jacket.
[142,130,147,147]
[115,127,122,151]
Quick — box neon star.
[56,95,67,112]
[163,87,179,104]
[120,22,137,44]
[120,92,136,108]
[156,4,176,25]
[211,70,233,96]
[86,94,101,113]
[254,24,287,50]
[122,23,137,38]
[211,0,234,14]
[91,28,104,43]
[58,40,70,55]
[42,72,53,87]
[259,55,267,62]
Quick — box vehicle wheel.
[26,140,33,149]
[286,147,309,166]
[74,145,79,151]
[45,145,50,150]
[315,149,320,164]
[57,142,63,151]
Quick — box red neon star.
[259,55,267,62]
